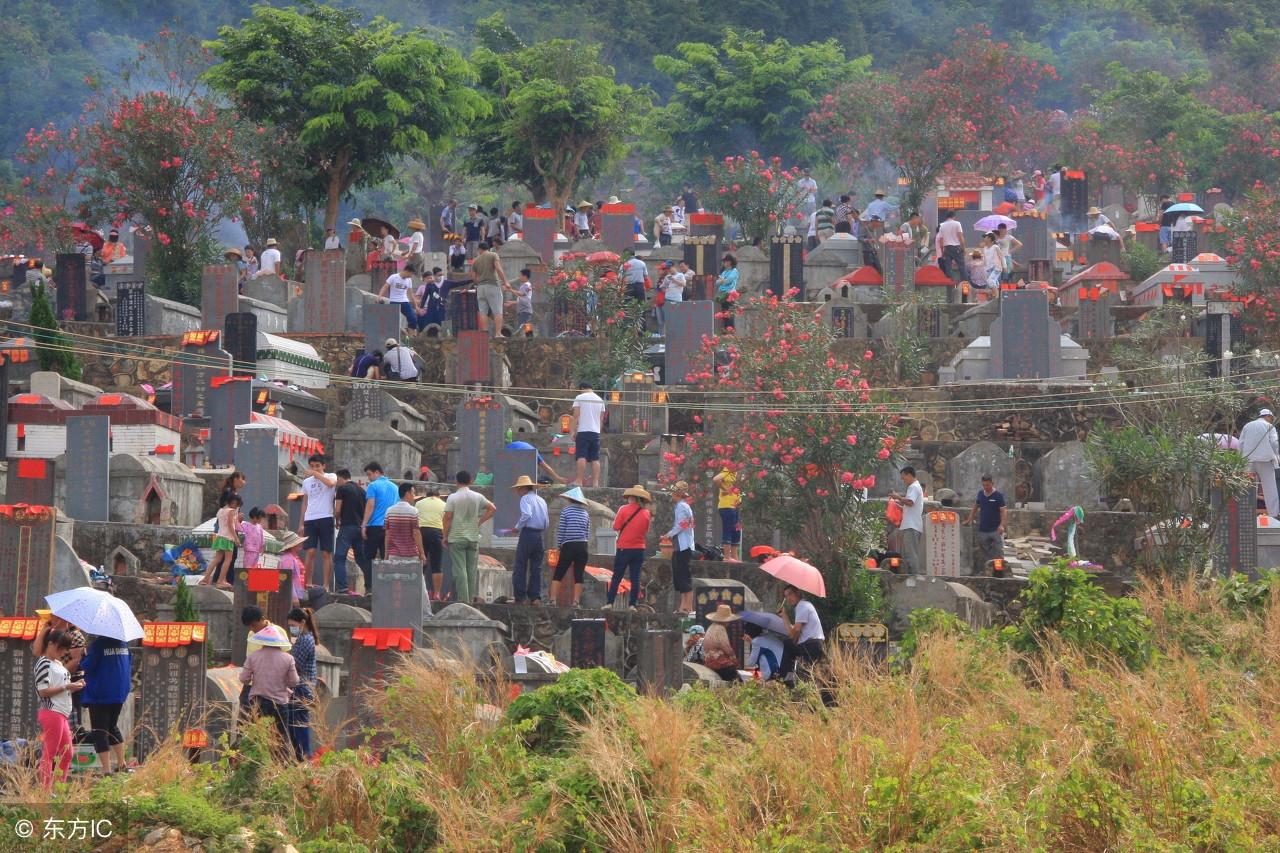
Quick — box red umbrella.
[992,201,1017,215]
[759,554,827,597]
[71,223,104,252]
[586,250,620,266]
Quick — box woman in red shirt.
[606,486,652,610]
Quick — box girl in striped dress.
[34,629,82,788]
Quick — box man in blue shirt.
[505,440,564,484]
[864,189,893,224]
[360,461,399,588]
[510,475,549,604]
[665,480,696,615]
[965,474,1007,572]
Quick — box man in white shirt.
[382,338,419,382]
[508,201,523,235]
[935,211,965,282]
[297,453,338,590]
[653,207,674,246]
[379,267,422,332]
[1240,409,1280,517]
[571,382,606,487]
[797,169,818,216]
[323,227,341,251]
[890,465,926,573]
[780,584,825,667]
[255,238,282,278]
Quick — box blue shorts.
[575,431,600,462]
[719,508,741,545]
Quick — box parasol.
[360,217,400,239]
[45,587,144,642]
[739,611,789,636]
[974,214,1017,232]
[759,554,827,597]
[71,223,104,252]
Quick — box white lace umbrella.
[45,587,144,642]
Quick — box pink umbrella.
[759,554,827,598]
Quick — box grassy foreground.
[5,574,1280,852]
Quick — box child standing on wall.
[202,495,242,589]
[239,507,266,570]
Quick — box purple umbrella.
[740,611,789,636]
[973,214,1017,232]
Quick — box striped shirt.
[385,501,421,557]
[34,656,72,716]
[556,505,591,546]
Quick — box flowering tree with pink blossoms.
[704,152,805,245]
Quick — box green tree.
[653,30,868,167]
[28,281,82,380]
[466,14,649,213]
[204,1,485,230]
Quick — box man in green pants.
[441,470,495,604]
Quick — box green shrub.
[1216,570,1280,615]
[124,784,240,841]
[505,668,636,754]
[897,607,969,660]
[1122,241,1162,284]
[1003,562,1153,670]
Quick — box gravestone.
[344,627,414,746]
[923,510,962,577]
[954,209,990,239]
[132,231,152,278]
[1172,231,1198,265]
[64,415,110,521]
[1084,236,1123,267]
[826,305,869,338]
[5,459,55,507]
[1060,170,1089,233]
[570,618,607,668]
[521,207,558,264]
[456,329,491,385]
[600,203,636,254]
[0,505,56,616]
[880,241,917,292]
[455,397,506,476]
[115,280,147,336]
[768,236,805,297]
[54,253,87,322]
[363,302,403,354]
[493,447,538,532]
[552,298,590,336]
[303,249,346,332]
[234,426,279,516]
[989,290,1061,380]
[1036,441,1102,510]
[223,313,258,376]
[1211,481,1258,577]
[171,331,231,418]
[694,579,747,625]
[368,259,398,295]
[200,264,240,332]
[450,289,479,335]
[636,629,683,693]
[372,557,429,645]
[1076,291,1114,340]
[231,565,292,665]
[687,213,725,241]
[945,442,1015,499]
[207,376,254,468]
[348,382,386,423]
[663,301,715,386]
[608,372,666,434]
[0,618,42,744]
[683,236,720,301]
[1010,212,1050,263]
[135,622,209,761]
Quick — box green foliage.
[820,563,888,629]
[172,578,200,624]
[1216,570,1280,616]
[1122,241,1161,284]
[205,1,485,227]
[898,607,969,659]
[652,31,867,167]
[124,782,241,840]
[28,281,82,380]
[543,253,648,388]
[504,667,636,754]
[1003,562,1154,670]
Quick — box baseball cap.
[384,338,398,349]
[1263,409,1274,417]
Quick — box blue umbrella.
[740,611,789,636]
[1165,202,1203,214]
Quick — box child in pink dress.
[277,532,307,606]
[238,507,266,570]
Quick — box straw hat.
[510,474,542,490]
[706,604,740,623]
[578,200,594,209]
[606,195,622,205]
[223,247,242,260]
[408,218,427,231]
[249,624,292,649]
[346,217,364,227]
[560,486,589,505]
[265,237,279,247]
[670,480,690,495]
[1087,207,1102,217]
[279,531,305,551]
[873,188,887,197]
[622,485,652,502]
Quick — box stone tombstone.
[171,330,231,418]
[663,301,715,386]
[609,371,666,434]
[945,442,1015,499]
[5,459,55,507]
[132,230,152,278]
[521,207,558,264]
[1060,170,1089,233]
[0,618,43,744]
[827,305,869,339]
[54,252,87,322]
[64,415,110,522]
[0,505,55,616]
[135,622,209,761]
[1076,290,1114,340]
[200,264,240,332]
[1084,236,1122,267]
[367,259,398,295]
[363,301,403,355]
[1036,441,1101,510]
[115,279,147,337]
[372,557,428,645]
[234,426,280,515]
[223,313,258,376]
[954,209,990,239]
[313,602,371,673]
[694,579,747,627]
[344,628,414,745]
[683,236,720,300]
[990,290,1061,380]
[570,617,607,668]
[923,509,962,577]
[1172,230,1198,265]
[457,329,492,385]
[348,381,386,423]
[768,236,805,297]
[1212,480,1258,577]
[880,240,917,293]
[493,447,538,532]
[450,289,479,335]
[601,203,636,254]
[1010,212,1050,264]
[207,376,254,468]
[552,298,590,336]
[687,212,725,241]
[455,397,506,476]
[231,565,292,665]
[302,249,346,332]
[637,629,684,694]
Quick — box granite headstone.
[171,331,231,418]
[231,566,292,665]
[493,447,538,532]
[663,301,715,385]
[207,376,254,468]
[570,618,606,668]
[54,253,87,322]
[135,622,209,761]
[115,279,147,337]
[303,249,346,332]
[64,415,110,521]
[5,459,55,507]
[223,312,258,376]
[200,264,240,332]
[456,329,491,385]
[363,302,403,355]
[0,505,55,616]
[455,397,506,476]
[600,203,636,254]
[234,426,280,515]
[371,557,428,645]
[768,236,805,297]
[989,290,1061,380]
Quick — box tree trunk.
[323,149,353,231]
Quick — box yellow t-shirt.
[717,470,741,509]
[416,496,446,529]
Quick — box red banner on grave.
[352,627,415,651]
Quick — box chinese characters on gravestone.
[1076,290,1114,340]
[115,280,146,337]
[207,376,254,468]
[368,259,397,295]
[64,415,110,522]
[372,558,428,645]
[662,301,715,386]
[768,236,804,297]
[520,207,557,265]
[455,397,506,477]
[234,425,279,517]
[223,313,258,376]
[303,249,346,332]
[600,203,636,254]
[0,618,42,744]
[55,253,87,322]
[5,459,55,507]
[231,566,292,665]
[171,331,231,418]
[456,330,491,386]
[637,629,683,694]
[570,618,606,668]
[450,289,478,335]
[0,505,56,616]
[1211,480,1258,577]
[135,622,208,761]
[348,382,386,423]
[682,237,719,302]
[493,447,538,535]
[363,302,403,355]
[989,290,1061,380]
[924,510,962,577]
[200,264,240,332]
